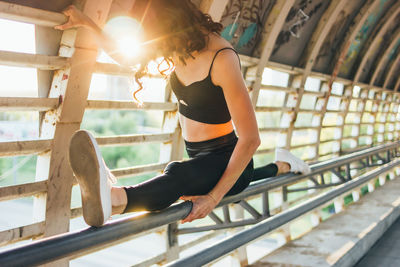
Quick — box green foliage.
[343,194,353,206]
[0,156,37,186]
[81,110,159,136]
[81,110,161,169]
[360,185,369,195]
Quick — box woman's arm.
[55,5,139,67]
[208,49,260,200]
[181,49,260,223]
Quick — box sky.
[0,18,37,97]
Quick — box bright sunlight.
[103,16,142,59]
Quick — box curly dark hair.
[129,0,223,103]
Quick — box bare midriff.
[179,114,234,142]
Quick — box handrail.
[166,158,400,267]
[0,142,398,266]
[219,141,399,206]
[0,202,193,267]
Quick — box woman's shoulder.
[208,33,234,53]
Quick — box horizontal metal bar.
[290,142,317,149]
[96,133,173,146]
[0,202,192,267]
[0,222,45,246]
[0,97,59,111]
[238,54,259,67]
[254,148,275,155]
[86,100,177,111]
[258,127,286,132]
[217,142,400,207]
[260,85,296,92]
[0,181,47,201]
[0,139,52,157]
[177,218,260,235]
[166,159,400,267]
[255,106,292,112]
[286,182,343,192]
[111,162,168,178]
[0,50,68,70]
[1,144,398,266]
[0,2,67,27]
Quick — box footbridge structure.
[0,0,400,266]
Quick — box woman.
[56,0,310,227]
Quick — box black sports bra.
[168,47,241,124]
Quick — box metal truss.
[173,143,400,236]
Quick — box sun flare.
[117,36,141,58]
[104,16,143,59]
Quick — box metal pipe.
[218,142,400,207]
[0,202,192,267]
[0,142,398,266]
[166,159,400,267]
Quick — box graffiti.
[289,9,310,38]
[339,0,391,77]
[220,0,275,55]
[314,8,353,73]
[272,0,323,56]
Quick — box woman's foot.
[275,148,311,174]
[69,130,113,227]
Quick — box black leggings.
[123,131,278,213]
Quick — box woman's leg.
[119,153,240,213]
[69,130,240,224]
[252,148,311,181]
[252,161,290,181]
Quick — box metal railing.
[0,141,399,267]
[167,158,400,267]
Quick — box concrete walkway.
[354,216,400,267]
[249,175,400,267]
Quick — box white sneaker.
[275,148,311,175]
[69,130,114,227]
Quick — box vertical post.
[231,204,248,267]
[338,85,353,154]
[367,181,375,193]
[352,187,361,202]
[262,191,270,217]
[33,1,113,266]
[280,186,291,242]
[35,26,62,135]
[314,82,331,160]
[333,197,345,213]
[310,210,322,227]
[166,222,180,262]
[161,80,184,263]
[378,174,386,186]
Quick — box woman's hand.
[180,194,218,223]
[54,5,91,31]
